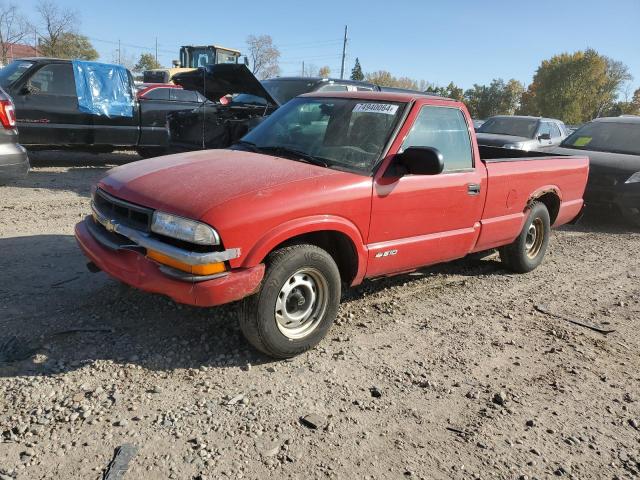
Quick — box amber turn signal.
[147,249,226,276]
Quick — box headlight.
[625,171,640,184]
[503,142,525,150]
[151,211,220,245]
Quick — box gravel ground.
[0,151,639,480]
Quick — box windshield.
[262,79,318,105]
[561,121,640,156]
[0,60,34,88]
[237,97,405,174]
[477,117,538,138]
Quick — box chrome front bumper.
[90,202,241,266]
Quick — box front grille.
[93,189,153,232]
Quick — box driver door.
[13,63,92,146]
[367,104,486,277]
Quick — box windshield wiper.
[257,146,329,168]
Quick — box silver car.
[476,115,569,151]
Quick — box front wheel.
[239,244,341,358]
[499,201,550,273]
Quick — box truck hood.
[98,149,340,220]
[476,133,532,147]
[172,64,278,106]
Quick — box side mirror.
[538,133,551,141]
[392,146,444,176]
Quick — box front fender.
[242,215,368,286]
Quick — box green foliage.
[519,49,632,123]
[39,32,98,60]
[350,58,364,81]
[364,70,427,90]
[425,82,464,101]
[604,88,640,116]
[134,53,161,72]
[463,79,524,119]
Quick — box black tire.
[136,147,168,159]
[239,244,341,358]
[499,202,550,273]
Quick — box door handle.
[467,183,481,195]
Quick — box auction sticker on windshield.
[353,103,399,115]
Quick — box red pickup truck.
[75,91,588,358]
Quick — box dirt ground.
[0,151,639,480]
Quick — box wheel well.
[264,231,359,285]
[532,192,560,224]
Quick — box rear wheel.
[239,244,341,358]
[499,202,550,273]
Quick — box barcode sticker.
[353,103,399,115]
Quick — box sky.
[17,0,640,92]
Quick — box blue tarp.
[72,60,134,118]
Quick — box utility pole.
[302,61,305,77]
[155,37,158,64]
[117,39,121,64]
[34,28,38,57]
[340,25,348,79]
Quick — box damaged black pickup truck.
[168,64,386,150]
[0,58,199,157]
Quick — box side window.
[538,122,552,137]
[356,86,375,91]
[401,106,473,171]
[549,122,562,138]
[316,84,348,92]
[142,88,170,100]
[28,64,76,96]
[170,89,198,102]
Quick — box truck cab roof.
[301,90,456,104]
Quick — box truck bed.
[479,145,567,161]
[472,145,589,252]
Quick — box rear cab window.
[170,89,198,103]
[142,87,171,100]
[401,105,473,171]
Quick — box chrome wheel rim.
[525,218,544,259]
[275,267,328,339]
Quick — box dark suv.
[0,87,29,183]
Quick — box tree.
[110,47,135,70]
[246,34,280,79]
[0,3,30,65]
[39,32,97,60]
[364,70,426,90]
[350,57,363,81]
[318,65,331,77]
[605,87,640,116]
[425,81,464,101]
[519,49,632,123]
[302,63,318,77]
[463,78,524,118]
[134,53,161,72]
[36,0,77,57]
